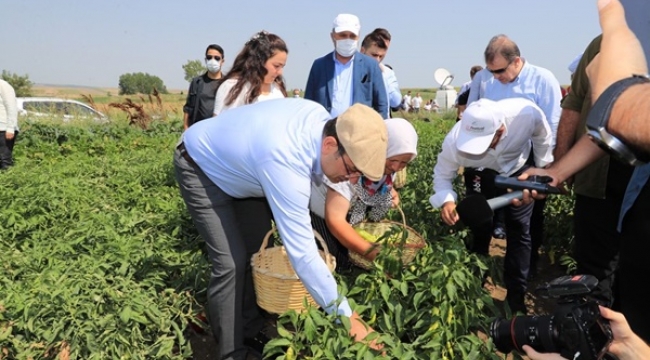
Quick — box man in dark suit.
[304,13,388,119]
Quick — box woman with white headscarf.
[310,118,419,272]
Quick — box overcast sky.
[1,1,606,91]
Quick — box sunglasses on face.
[206,55,222,61]
[488,61,513,74]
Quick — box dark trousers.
[0,130,18,169]
[463,169,534,312]
[525,150,546,272]
[502,198,534,312]
[618,179,650,343]
[463,168,500,255]
[493,207,506,232]
[574,159,632,308]
[174,149,272,360]
[529,197,546,271]
[574,194,622,307]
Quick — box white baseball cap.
[333,14,360,36]
[456,99,505,155]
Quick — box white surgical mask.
[335,39,357,57]
[206,59,221,73]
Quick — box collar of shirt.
[310,125,325,186]
[332,51,355,65]
[510,58,529,83]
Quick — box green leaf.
[380,283,390,303]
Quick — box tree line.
[3,60,207,97]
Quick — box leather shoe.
[507,293,527,314]
[244,331,272,356]
[492,227,506,239]
[245,348,263,360]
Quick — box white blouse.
[213,79,285,116]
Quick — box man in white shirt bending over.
[175,99,387,359]
[429,98,552,314]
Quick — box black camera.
[489,275,613,360]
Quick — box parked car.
[17,97,107,122]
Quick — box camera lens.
[489,316,560,354]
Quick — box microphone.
[487,190,524,209]
[456,191,523,228]
[455,175,559,228]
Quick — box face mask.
[206,59,221,73]
[335,39,358,57]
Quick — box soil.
[486,238,566,316]
[187,237,566,359]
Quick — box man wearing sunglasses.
[466,35,562,279]
[182,44,225,130]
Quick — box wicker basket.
[251,229,336,314]
[350,207,426,270]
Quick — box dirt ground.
[486,238,565,316]
[187,237,566,359]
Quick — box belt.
[178,142,197,166]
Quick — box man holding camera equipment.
[491,275,614,360]
[429,97,552,313]
[491,275,650,360]
[523,307,650,360]
[523,304,650,360]
[517,0,650,357]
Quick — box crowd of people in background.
[159,2,650,358]
[1,0,648,359]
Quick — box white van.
[17,97,107,123]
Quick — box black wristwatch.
[586,74,650,166]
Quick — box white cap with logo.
[456,99,505,155]
[333,14,360,36]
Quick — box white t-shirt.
[412,96,423,108]
[402,94,412,109]
[213,79,285,116]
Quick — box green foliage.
[0,111,577,359]
[2,70,34,97]
[182,60,206,83]
[0,121,207,359]
[265,118,501,359]
[544,191,576,269]
[265,235,501,359]
[118,72,168,95]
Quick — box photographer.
[518,0,650,343]
[523,306,650,360]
